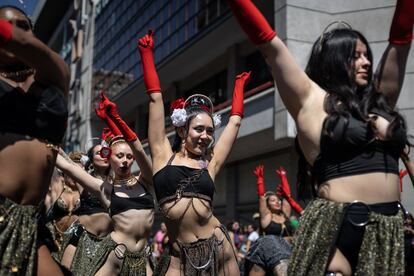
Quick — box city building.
[35,0,414,221]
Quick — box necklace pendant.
[198,159,207,169]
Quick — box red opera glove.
[285,197,303,214]
[275,167,291,197]
[389,0,414,45]
[253,165,265,197]
[0,20,13,47]
[230,71,251,118]
[276,167,303,213]
[400,169,408,192]
[95,93,122,137]
[137,30,161,94]
[101,127,116,142]
[227,0,276,45]
[99,93,138,142]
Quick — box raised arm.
[0,20,69,95]
[209,72,249,177]
[374,0,413,108]
[137,31,173,170]
[227,0,317,119]
[253,165,272,229]
[55,151,110,208]
[276,167,303,215]
[97,92,153,184]
[401,151,414,189]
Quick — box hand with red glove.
[98,92,138,142]
[389,0,414,45]
[253,165,265,197]
[95,93,122,137]
[101,127,115,142]
[230,71,251,118]
[275,167,303,214]
[400,169,408,192]
[137,30,161,94]
[0,20,13,47]
[227,0,276,45]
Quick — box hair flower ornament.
[170,94,221,128]
[213,114,221,128]
[80,155,90,166]
[171,108,188,127]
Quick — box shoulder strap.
[167,154,176,165]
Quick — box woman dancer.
[228,0,413,275]
[45,152,82,257]
[0,4,69,275]
[56,94,154,275]
[138,30,247,275]
[243,165,296,276]
[57,138,113,271]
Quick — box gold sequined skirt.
[288,198,405,276]
[90,234,149,276]
[0,196,39,276]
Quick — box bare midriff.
[111,208,154,252]
[79,213,113,237]
[0,133,56,205]
[161,197,222,248]
[318,172,400,204]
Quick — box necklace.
[113,175,137,188]
[197,157,208,169]
[63,184,74,193]
[0,68,34,78]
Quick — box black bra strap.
[167,154,176,165]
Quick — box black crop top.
[109,182,154,217]
[263,221,294,237]
[0,80,68,144]
[77,190,106,216]
[153,155,215,205]
[313,108,406,184]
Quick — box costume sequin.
[288,198,404,276]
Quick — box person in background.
[245,223,259,253]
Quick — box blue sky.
[2,0,38,16]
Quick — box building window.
[183,70,227,106]
[244,51,273,90]
[93,0,229,99]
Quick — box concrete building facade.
[36,0,414,222]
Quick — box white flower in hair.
[80,155,90,166]
[213,114,221,128]
[171,108,187,127]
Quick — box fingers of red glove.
[253,165,264,178]
[105,101,118,115]
[95,107,106,119]
[400,169,408,177]
[0,20,13,47]
[137,30,155,50]
[276,167,287,176]
[230,71,251,118]
[235,71,251,83]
